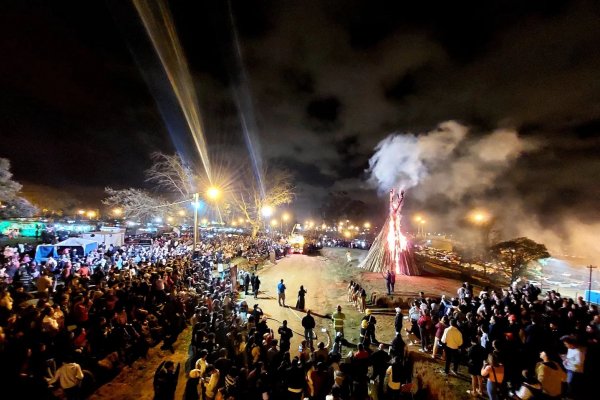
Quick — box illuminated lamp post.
[588,265,597,302]
[469,209,492,271]
[282,213,290,234]
[261,205,273,235]
[192,193,199,251]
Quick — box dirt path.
[88,248,469,399]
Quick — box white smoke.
[368,121,530,197]
[368,121,468,192]
[367,121,600,261]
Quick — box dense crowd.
[405,281,599,400]
[0,233,274,400]
[179,285,410,400]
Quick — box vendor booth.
[55,237,98,257]
[81,229,125,247]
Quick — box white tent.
[82,230,124,247]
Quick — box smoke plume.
[367,121,600,261]
[368,121,528,195]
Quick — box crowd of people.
[0,233,275,399]
[180,295,410,400]
[404,282,599,400]
[2,228,598,400]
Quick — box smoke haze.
[367,121,600,262]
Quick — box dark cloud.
[0,0,599,257]
[305,97,342,132]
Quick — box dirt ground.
[89,247,472,399]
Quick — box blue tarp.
[34,245,58,262]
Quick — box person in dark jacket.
[153,360,180,400]
[183,369,201,400]
[370,343,391,397]
[466,337,486,397]
[302,310,316,349]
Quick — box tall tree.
[231,167,294,237]
[145,152,197,199]
[103,187,169,223]
[0,158,37,218]
[489,237,550,283]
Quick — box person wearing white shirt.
[47,358,84,399]
[562,336,585,399]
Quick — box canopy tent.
[34,244,58,262]
[55,237,98,257]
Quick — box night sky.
[1,1,599,256]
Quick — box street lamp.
[282,213,290,234]
[192,193,199,251]
[206,186,221,200]
[261,205,273,218]
[468,209,492,261]
[270,219,278,240]
[587,265,598,302]
[112,208,123,218]
[86,210,97,219]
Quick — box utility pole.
[193,192,199,252]
[587,265,597,302]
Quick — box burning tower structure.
[358,189,421,275]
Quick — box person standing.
[277,279,286,307]
[385,271,392,295]
[441,318,463,376]
[390,270,396,292]
[481,353,504,400]
[243,272,250,295]
[370,343,390,397]
[432,316,448,360]
[183,369,202,400]
[362,309,379,345]
[295,285,307,310]
[302,310,316,349]
[394,307,404,334]
[385,356,403,400]
[466,337,486,397]
[562,336,585,399]
[278,320,293,353]
[253,275,261,299]
[153,360,180,400]
[536,349,566,399]
[332,305,346,336]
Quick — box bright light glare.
[261,205,273,217]
[282,213,290,221]
[364,222,371,229]
[206,186,221,200]
[178,210,186,216]
[112,208,122,216]
[201,218,208,224]
[154,217,162,223]
[271,219,278,226]
[470,210,490,224]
